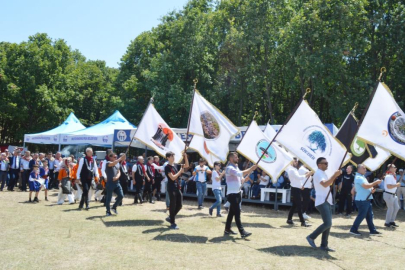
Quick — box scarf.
[148,162,155,174]
[86,156,93,163]
[137,161,146,176]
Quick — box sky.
[1,0,189,68]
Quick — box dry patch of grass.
[0,190,404,270]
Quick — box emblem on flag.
[302,126,331,155]
[200,111,220,140]
[255,140,277,163]
[151,123,174,150]
[388,112,405,145]
[350,137,366,157]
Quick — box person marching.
[224,152,256,238]
[287,158,313,227]
[76,148,99,210]
[132,156,147,204]
[28,164,41,203]
[306,157,342,252]
[152,156,163,201]
[72,157,82,203]
[118,153,129,205]
[383,164,401,228]
[105,153,126,216]
[20,151,32,192]
[57,158,75,205]
[349,164,382,236]
[40,160,50,201]
[337,165,355,217]
[145,156,155,204]
[54,152,63,190]
[165,151,189,230]
[209,161,226,217]
[8,150,21,191]
[299,162,313,220]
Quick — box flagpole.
[324,67,387,203]
[124,96,154,156]
[236,111,259,149]
[255,88,311,165]
[183,79,198,153]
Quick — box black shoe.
[286,220,294,225]
[224,229,237,235]
[370,231,382,235]
[209,208,213,216]
[106,212,112,216]
[306,236,317,248]
[390,222,399,227]
[111,208,118,215]
[350,230,361,236]
[320,246,335,252]
[217,213,222,217]
[29,198,32,202]
[301,222,311,227]
[45,197,48,201]
[78,206,83,210]
[198,205,204,210]
[241,231,252,238]
[33,197,39,203]
[384,223,394,228]
[165,217,171,224]
[85,206,90,211]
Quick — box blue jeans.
[351,200,376,233]
[105,182,123,213]
[308,202,332,248]
[252,184,266,198]
[196,182,207,206]
[210,189,222,214]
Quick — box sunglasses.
[320,162,328,165]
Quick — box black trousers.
[54,171,60,189]
[8,169,20,190]
[288,187,305,223]
[225,192,244,233]
[302,188,311,214]
[168,188,182,224]
[153,179,162,194]
[22,170,30,191]
[119,178,128,195]
[79,179,91,208]
[338,189,352,215]
[48,169,56,189]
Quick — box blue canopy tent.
[24,112,86,150]
[61,110,136,147]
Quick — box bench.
[206,184,226,198]
[260,188,291,204]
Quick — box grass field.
[1,190,404,270]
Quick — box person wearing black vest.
[76,148,99,210]
[132,156,146,204]
[152,156,163,201]
[164,151,189,230]
[118,153,129,206]
[144,156,155,204]
[105,153,126,216]
[8,150,21,191]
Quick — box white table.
[260,188,291,204]
[206,184,226,198]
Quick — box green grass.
[1,190,404,270]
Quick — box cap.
[399,169,404,172]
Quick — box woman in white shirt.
[287,158,313,227]
[383,164,401,228]
[209,162,226,217]
[252,170,270,199]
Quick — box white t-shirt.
[259,175,269,186]
[384,174,397,193]
[299,166,313,189]
[313,169,332,206]
[211,170,222,190]
[194,165,210,182]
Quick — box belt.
[384,191,396,196]
[0,170,7,172]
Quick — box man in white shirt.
[306,157,341,252]
[54,152,63,190]
[193,158,212,209]
[384,165,401,227]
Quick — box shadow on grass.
[150,209,168,213]
[142,227,170,234]
[209,235,241,243]
[153,233,208,244]
[220,222,276,229]
[258,245,336,260]
[177,212,208,219]
[103,219,164,227]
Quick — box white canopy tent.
[24,112,86,150]
[61,111,136,147]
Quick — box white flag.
[357,82,405,160]
[134,104,185,163]
[188,135,221,167]
[189,90,239,161]
[363,146,391,172]
[276,101,350,178]
[237,121,293,180]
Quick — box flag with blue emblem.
[357,82,405,161]
[276,101,350,178]
[236,121,293,180]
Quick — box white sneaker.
[303,213,311,220]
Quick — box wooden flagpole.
[183,79,198,153]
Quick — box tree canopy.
[1,0,405,145]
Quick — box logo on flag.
[200,111,220,140]
[151,123,174,150]
[303,126,331,155]
[255,140,277,163]
[388,112,405,145]
[116,130,127,142]
[350,137,366,157]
